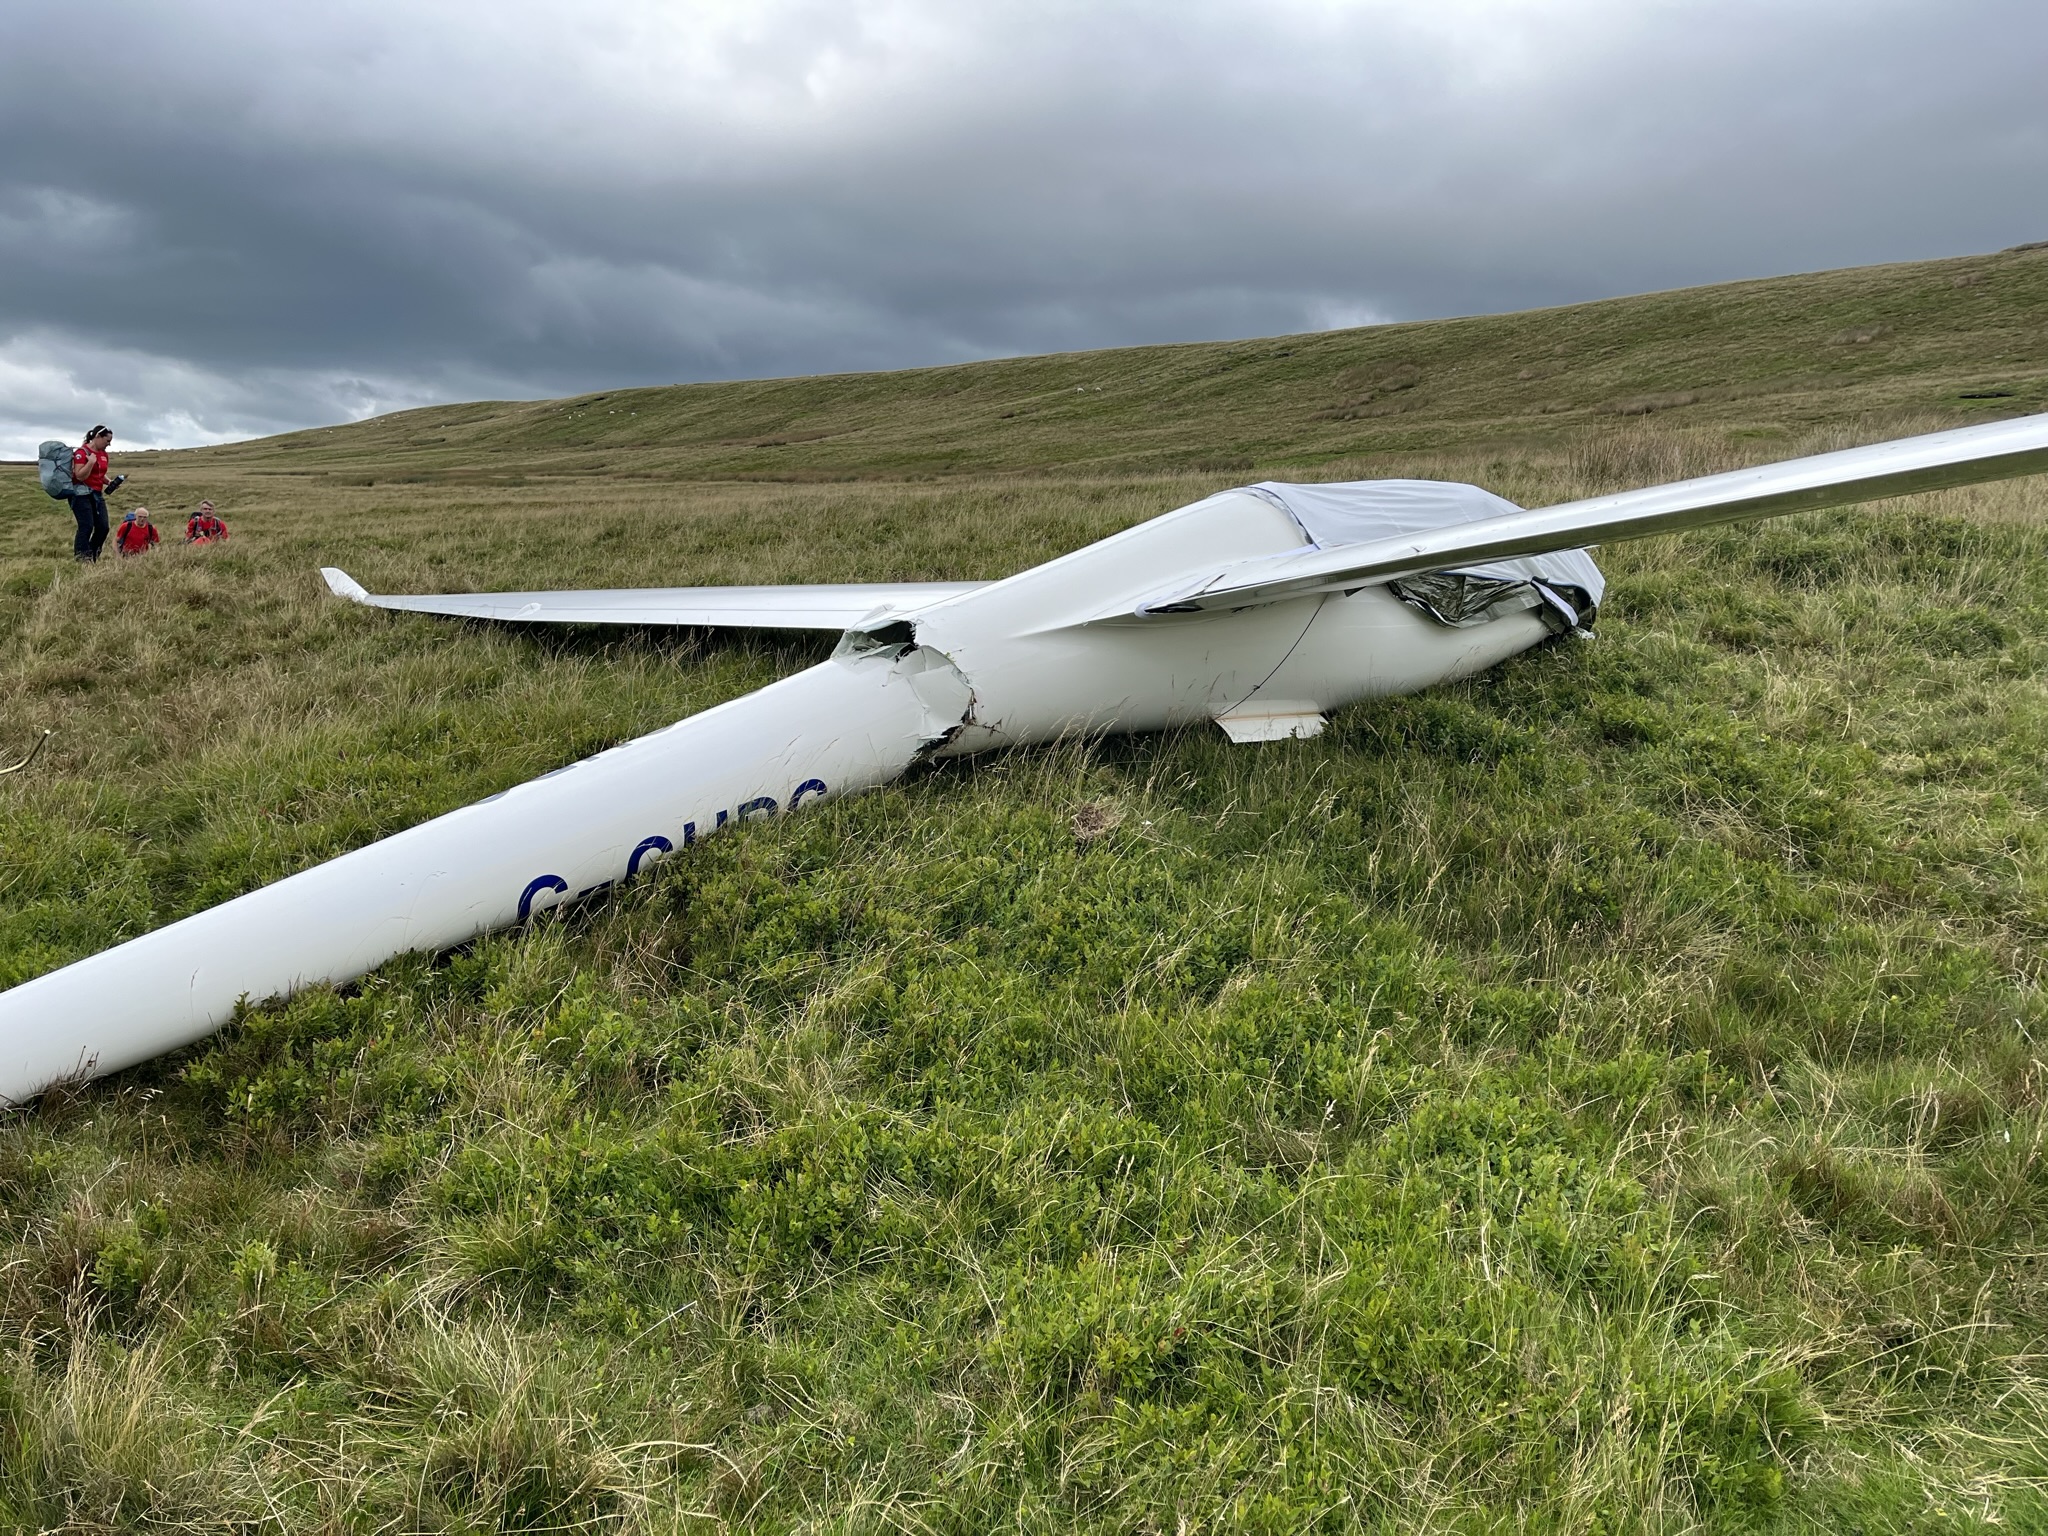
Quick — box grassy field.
[2,247,2047,1532]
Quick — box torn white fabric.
[1244,479,1606,628]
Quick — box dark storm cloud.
[3,0,2045,454]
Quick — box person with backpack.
[37,426,125,562]
[114,508,160,556]
[184,500,228,543]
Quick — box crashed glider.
[4,414,2048,1101]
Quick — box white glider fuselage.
[900,488,1550,752]
[0,487,1559,1101]
[7,411,2048,1103]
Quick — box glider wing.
[321,569,984,630]
[1132,412,2048,615]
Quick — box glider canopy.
[1137,412,2048,616]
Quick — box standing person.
[114,508,160,555]
[66,426,124,563]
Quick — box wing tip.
[320,567,371,603]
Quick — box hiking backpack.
[36,440,78,500]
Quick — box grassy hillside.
[2,249,2048,1532]
[132,243,2048,491]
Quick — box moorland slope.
[135,241,2048,485]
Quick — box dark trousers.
[69,492,108,561]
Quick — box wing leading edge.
[1133,412,2048,616]
[320,569,985,631]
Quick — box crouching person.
[115,508,160,556]
[185,501,228,543]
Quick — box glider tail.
[0,644,972,1104]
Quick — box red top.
[70,444,109,492]
[186,512,228,543]
[115,518,158,554]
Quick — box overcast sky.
[3,0,2043,457]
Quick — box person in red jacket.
[114,508,160,556]
[67,425,124,562]
[185,501,228,543]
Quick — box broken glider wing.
[1134,412,2048,615]
[320,569,985,631]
